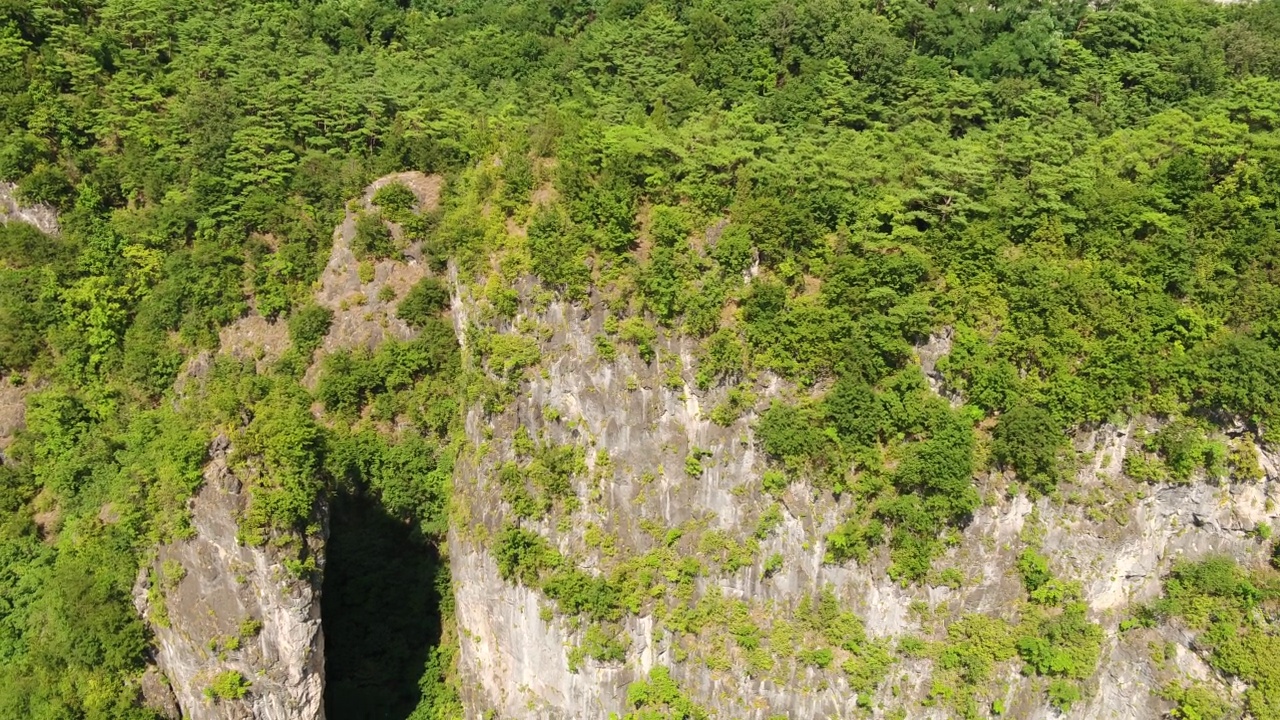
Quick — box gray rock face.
[133,172,446,719]
[448,284,1280,720]
[303,171,442,388]
[134,437,326,720]
[0,181,60,236]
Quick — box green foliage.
[568,624,629,671]
[881,405,978,581]
[1017,549,1052,594]
[825,377,883,449]
[1161,682,1232,720]
[353,212,395,261]
[481,333,541,379]
[493,524,555,587]
[316,324,460,416]
[1047,679,1082,712]
[936,614,1018,689]
[1145,420,1228,483]
[287,303,333,355]
[993,405,1064,493]
[826,519,884,565]
[1016,603,1103,681]
[397,278,451,329]
[528,205,588,299]
[238,389,326,546]
[373,183,418,217]
[695,329,743,390]
[763,552,783,577]
[1149,557,1280,720]
[795,586,892,694]
[618,317,657,364]
[495,438,584,519]
[204,670,250,701]
[756,402,828,466]
[595,334,618,362]
[613,667,708,720]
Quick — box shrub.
[763,552,783,576]
[492,525,554,587]
[695,328,744,389]
[1047,679,1082,712]
[619,667,709,720]
[1017,549,1052,593]
[594,334,617,361]
[618,317,657,363]
[372,182,417,215]
[1017,603,1102,681]
[288,303,333,355]
[352,211,394,260]
[992,404,1063,492]
[826,519,884,564]
[528,205,588,297]
[16,164,73,208]
[397,277,450,328]
[484,334,541,378]
[825,377,883,449]
[1161,682,1232,720]
[204,670,250,701]
[1147,419,1227,483]
[757,402,826,464]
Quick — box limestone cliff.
[448,283,1280,719]
[0,181,60,236]
[133,436,326,720]
[132,172,443,719]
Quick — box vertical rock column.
[134,436,326,720]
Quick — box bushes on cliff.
[316,325,460,416]
[288,303,333,355]
[1137,557,1280,720]
[756,402,829,468]
[396,277,450,329]
[992,405,1065,493]
[614,667,709,720]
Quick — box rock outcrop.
[133,172,444,719]
[0,181,60,236]
[133,436,327,720]
[448,283,1280,719]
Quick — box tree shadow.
[321,491,444,720]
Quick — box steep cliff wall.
[133,172,443,719]
[449,286,1280,719]
[133,436,326,720]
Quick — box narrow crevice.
[321,490,444,720]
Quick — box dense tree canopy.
[3,0,1280,715]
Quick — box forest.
[2,0,1280,718]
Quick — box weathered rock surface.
[135,173,445,719]
[0,181,60,236]
[133,438,326,720]
[303,171,442,387]
[449,285,1280,720]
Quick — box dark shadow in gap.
[321,490,443,720]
